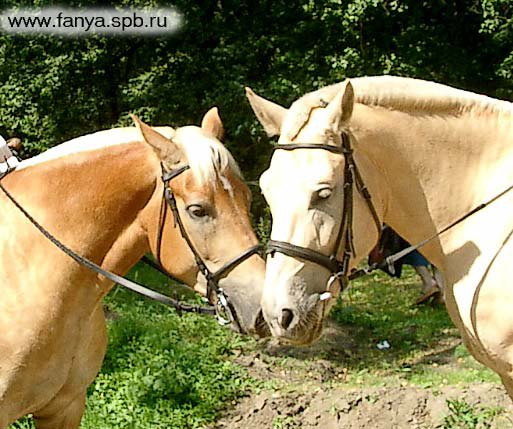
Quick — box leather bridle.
[265,130,513,299]
[0,158,260,328]
[156,164,261,326]
[266,132,382,297]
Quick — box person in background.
[7,137,22,153]
[368,225,444,305]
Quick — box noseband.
[266,132,381,296]
[156,164,261,326]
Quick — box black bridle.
[266,132,382,297]
[266,131,513,298]
[155,164,261,325]
[0,161,260,327]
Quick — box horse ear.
[245,87,287,137]
[201,107,224,141]
[130,114,182,165]
[325,80,354,131]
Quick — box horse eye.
[187,204,208,219]
[317,188,332,200]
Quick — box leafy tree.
[0,0,511,217]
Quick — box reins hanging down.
[0,171,215,316]
[0,160,260,325]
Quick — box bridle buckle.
[326,271,346,295]
[267,131,382,305]
[215,288,233,326]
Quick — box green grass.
[8,264,501,428]
[83,300,249,428]
[330,267,499,386]
[272,415,298,429]
[442,399,507,428]
[83,264,256,429]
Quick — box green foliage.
[82,306,249,428]
[1,1,512,219]
[481,0,513,97]
[81,265,254,429]
[442,399,505,429]
[255,206,272,245]
[272,415,298,429]
[7,417,33,429]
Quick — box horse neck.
[7,141,158,293]
[352,103,513,268]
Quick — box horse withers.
[0,108,269,428]
[246,76,513,401]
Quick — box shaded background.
[1,0,512,220]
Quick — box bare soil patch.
[215,383,512,429]
[214,320,512,429]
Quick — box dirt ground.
[213,321,513,429]
[215,384,512,429]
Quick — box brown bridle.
[266,132,382,297]
[265,130,513,303]
[155,164,261,326]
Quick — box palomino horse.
[0,108,268,428]
[246,76,513,398]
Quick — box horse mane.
[353,76,513,116]
[17,126,242,187]
[285,76,513,138]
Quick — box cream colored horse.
[0,109,268,428]
[247,76,513,398]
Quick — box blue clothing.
[368,225,432,278]
[400,249,430,267]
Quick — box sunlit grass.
[82,263,255,429]
[331,267,498,387]
[9,264,500,428]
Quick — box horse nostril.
[279,308,295,330]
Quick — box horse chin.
[274,321,324,346]
[283,328,323,346]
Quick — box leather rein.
[266,132,382,298]
[266,131,513,300]
[0,162,260,327]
